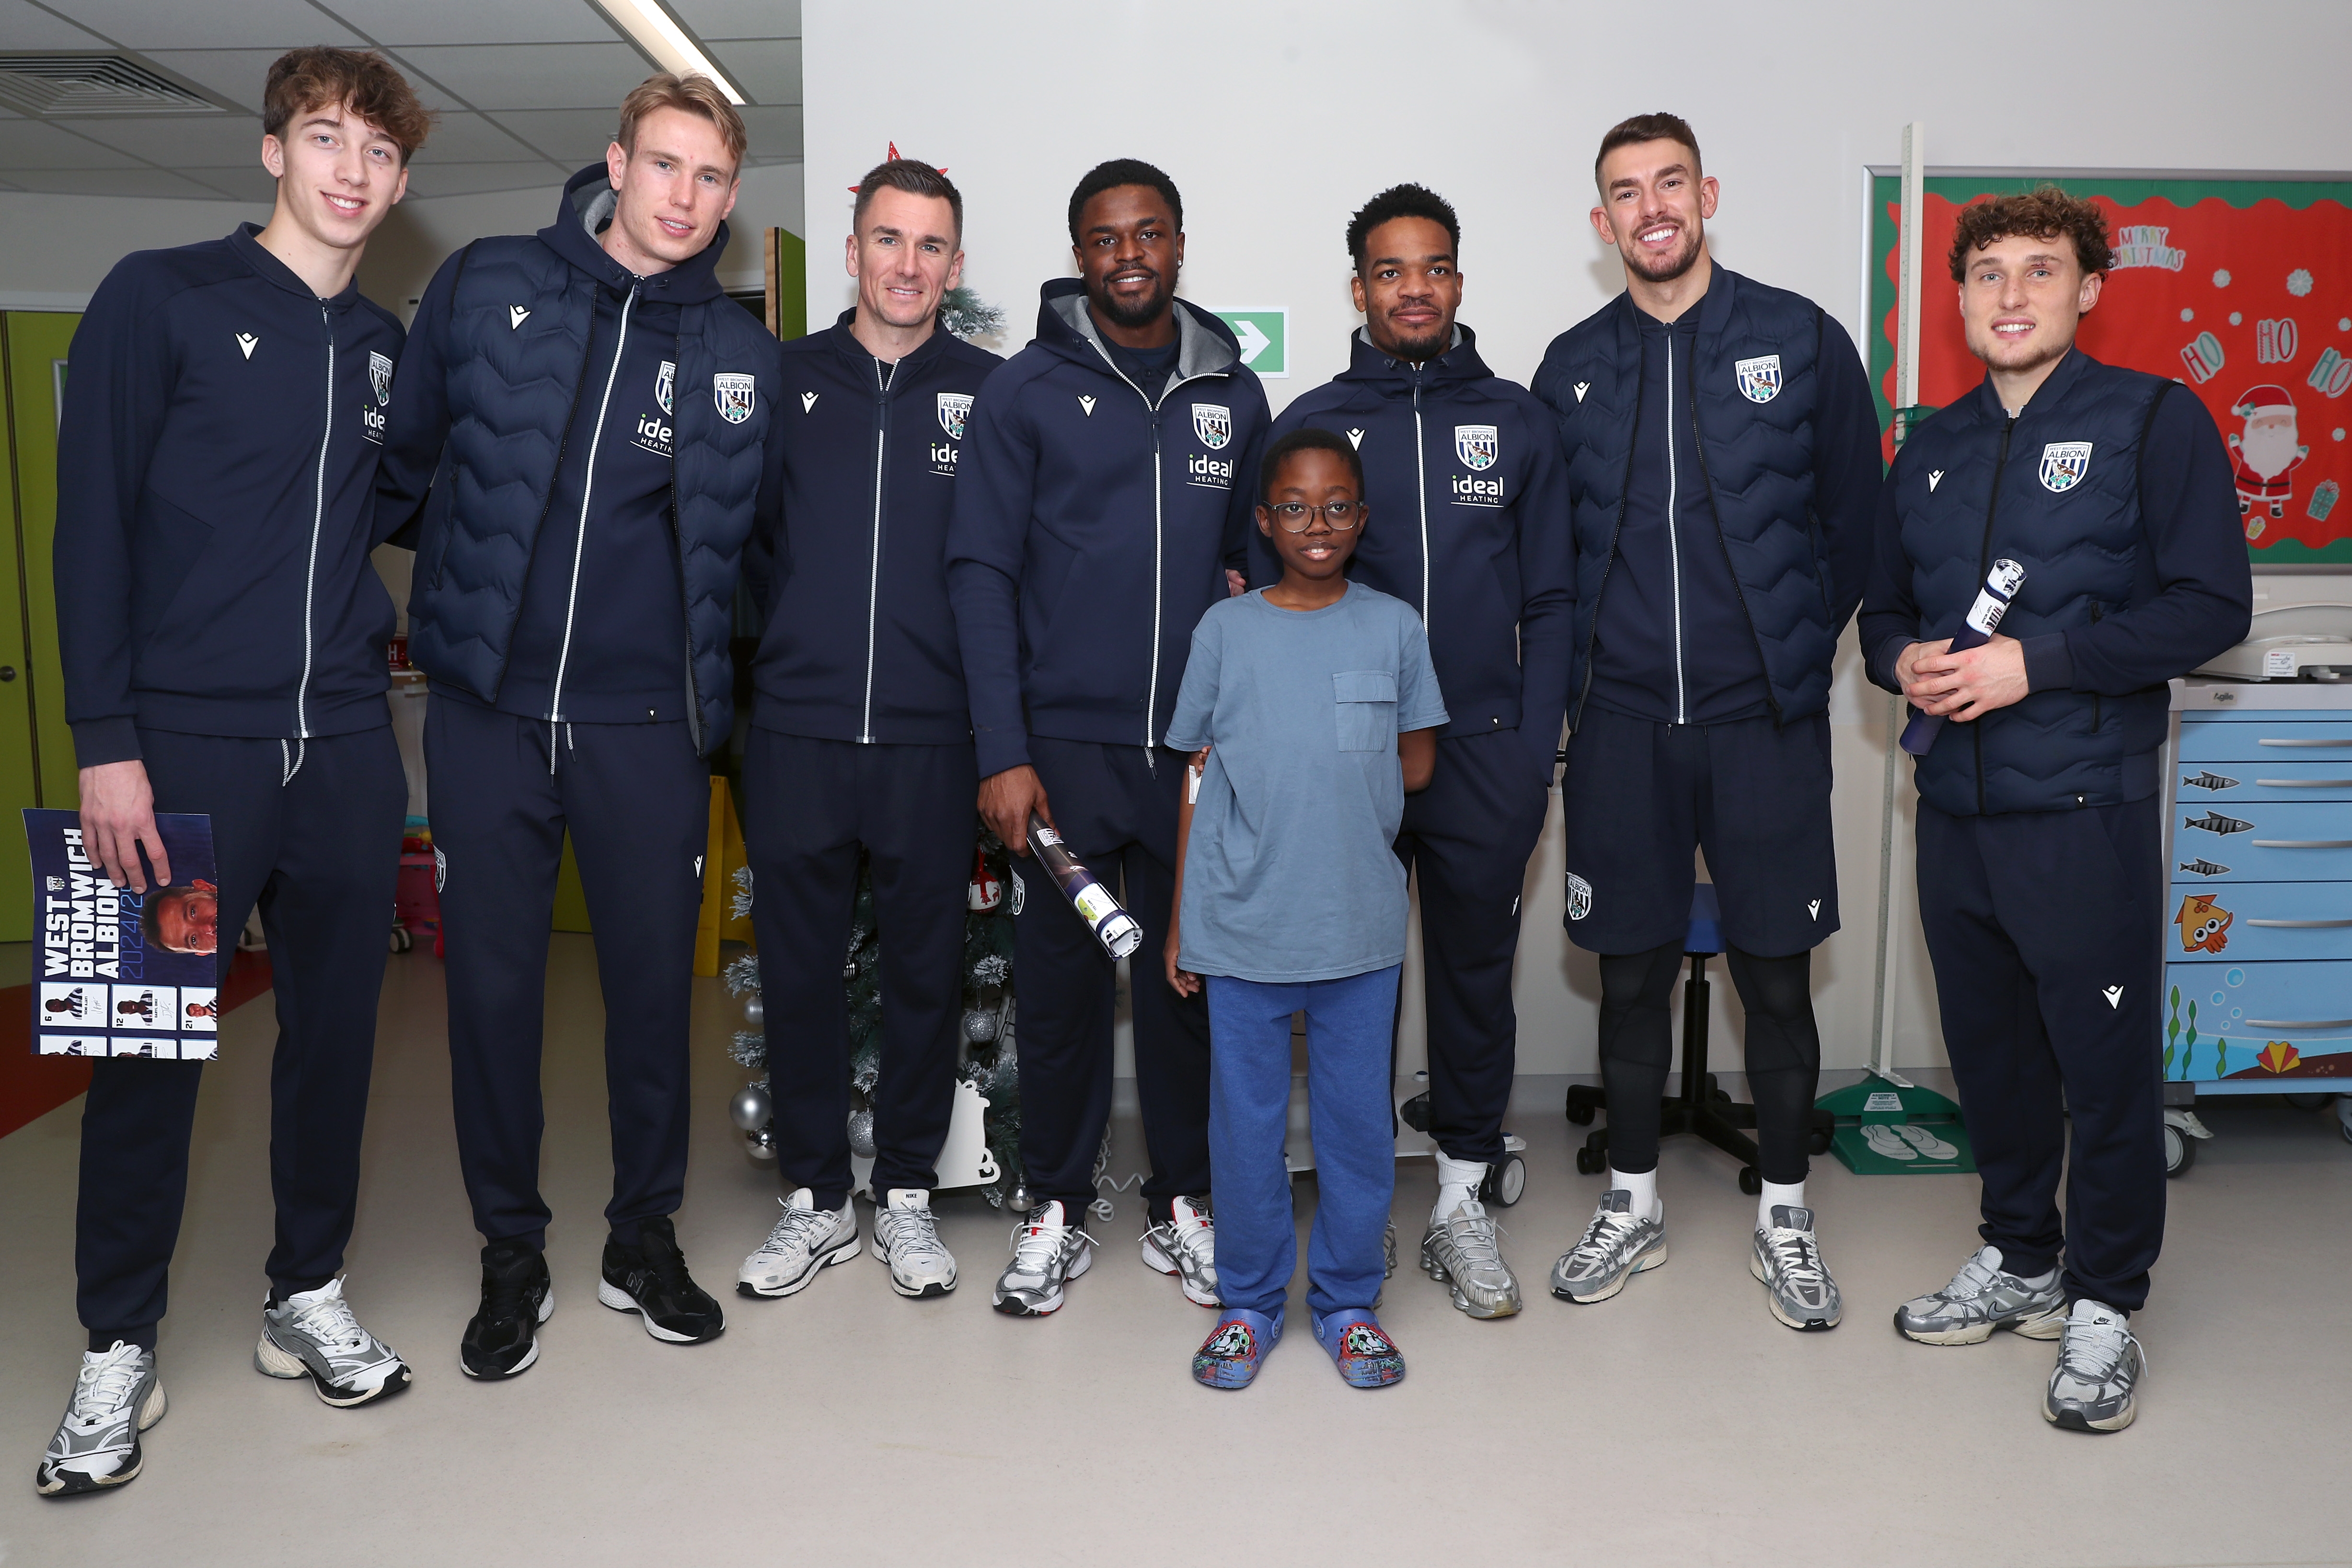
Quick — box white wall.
[804,0,2352,1081]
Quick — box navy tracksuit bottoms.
[739,731,978,1210]
[76,726,405,1351]
[1015,737,1211,1224]
[425,698,709,1253]
[1915,797,2166,1312]
[1395,730,1552,1165]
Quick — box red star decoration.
[849,142,946,190]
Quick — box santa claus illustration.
[2227,383,2308,528]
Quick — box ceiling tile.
[0,116,140,166]
[735,104,799,161]
[398,159,566,197]
[176,164,281,202]
[382,41,651,111]
[0,0,109,48]
[670,0,799,38]
[325,0,621,46]
[43,0,363,50]
[706,37,796,104]
[5,165,239,197]
[67,113,265,165]
[140,46,465,114]
[411,109,540,162]
[476,108,619,164]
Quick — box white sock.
[1432,1153,1487,1222]
[1609,1167,1660,1222]
[1758,1179,1806,1232]
[1984,1245,2057,1289]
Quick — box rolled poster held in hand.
[1027,813,1143,960]
[1901,558,2027,756]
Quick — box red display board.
[1870,174,2352,566]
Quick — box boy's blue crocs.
[1192,1308,1281,1389]
[1313,1308,1405,1388]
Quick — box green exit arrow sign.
[1211,308,1287,378]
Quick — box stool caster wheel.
[1807,1127,1833,1157]
[1565,1085,1598,1126]
[2164,1122,2196,1177]
[1575,1146,1605,1176]
[1738,1166,1762,1196]
[1485,1154,1527,1207]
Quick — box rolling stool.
[1563,883,1833,1195]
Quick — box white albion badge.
[1455,424,1499,471]
[368,351,393,406]
[1565,873,1592,922]
[2040,441,2092,493]
[937,392,971,440]
[713,372,755,425]
[1735,354,1782,403]
[1192,403,1232,450]
[655,360,674,415]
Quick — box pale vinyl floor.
[2,935,2350,1568]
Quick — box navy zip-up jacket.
[54,224,406,766]
[1860,349,2250,816]
[947,279,1270,778]
[1254,325,1573,783]
[378,166,784,752]
[746,310,1001,744]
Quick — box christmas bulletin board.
[1868,173,2352,567]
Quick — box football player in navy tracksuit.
[949,159,1269,1317]
[1533,114,1882,1330]
[1864,190,2248,1432]
[39,49,430,1499]
[376,77,784,1378]
[1257,185,1572,1322]
[730,160,999,1304]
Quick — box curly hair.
[1346,183,1460,272]
[263,46,431,161]
[1068,158,1181,243]
[1947,187,2114,280]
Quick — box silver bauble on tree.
[1008,1179,1031,1212]
[729,1081,773,1132]
[742,995,763,1027]
[846,1103,877,1159]
[743,1124,777,1160]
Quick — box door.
[1,311,82,940]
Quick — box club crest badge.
[2039,440,2092,493]
[656,360,674,415]
[1454,424,1499,471]
[713,372,755,425]
[1192,403,1232,450]
[937,392,972,440]
[1734,354,1782,404]
[1565,873,1592,922]
[368,351,392,406]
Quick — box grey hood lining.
[1050,291,1236,387]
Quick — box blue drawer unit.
[2168,684,2352,1091]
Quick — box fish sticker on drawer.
[2178,856,2232,877]
[2181,770,2240,793]
[2183,810,2254,836]
[2175,892,2233,953]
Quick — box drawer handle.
[2245,918,2352,928]
[2246,1018,2352,1030]
[2255,778,2352,788]
[2257,737,2352,747]
[2250,839,2352,849]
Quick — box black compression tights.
[1596,943,1821,1184]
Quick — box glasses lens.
[1276,501,1360,532]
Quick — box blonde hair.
[616,72,746,172]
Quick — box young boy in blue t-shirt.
[1163,427,1447,1390]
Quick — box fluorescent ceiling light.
[592,0,747,104]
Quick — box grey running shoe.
[1383,1220,1397,1280]
[1140,1194,1219,1307]
[993,1200,1096,1316]
[873,1188,957,1298]
[2044,1299,2144,1432]
[1420,1199,1522,1318]
[738,1188,860,1299]
[36,1342,164,1498]
[254,1277,411,1406]
[1750,1205,1841,1330]
[1893,1245,2067,1345]
[1550,1189,1668,1303]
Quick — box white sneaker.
[36,1342,165,1497]
[992,1200,1096,1316]
[1140,1194,1219,1306]
[872,1189,957,1298]
[738,1188,859,1299]
[1862,1124,1919,1161]
[254,1277,412,1406]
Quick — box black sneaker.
[598,1216,725,1344]
[461,1241,553,1381]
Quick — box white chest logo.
[1345,427,1365,450]
[1734,354,1782,404]
[655,360,675,415]
[1455,424,1499,471]
[800,391,819,413]
[1808,899,1822,920]
[1572,381,1591,403]
[2102,984,2124,1008]
[508,306,530,330]
[713,373,755,425]
[937,392,972,440]
[1192,403,1232,450]
[368,351,393,405]
[2040,441,2093,493]
[235,332,258,359]
[1927,469,1945,492]
[1078,394,1096,417]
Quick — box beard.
[1089,270,1173,330]
[2240,425,2301,479]
[1376,318,1452,360]
[1621,223,1703,283]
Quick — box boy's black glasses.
[1268,500,1362,532]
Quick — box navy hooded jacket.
[1256,325,1573,783]
[946,280,1270,778]
[746,310,1001,744]
[1859,349,2250,816]
[1533,266,1882,730]
[377,165,784,752]
[54,224,406,767]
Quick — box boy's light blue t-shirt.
[1164,583,1447,984]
